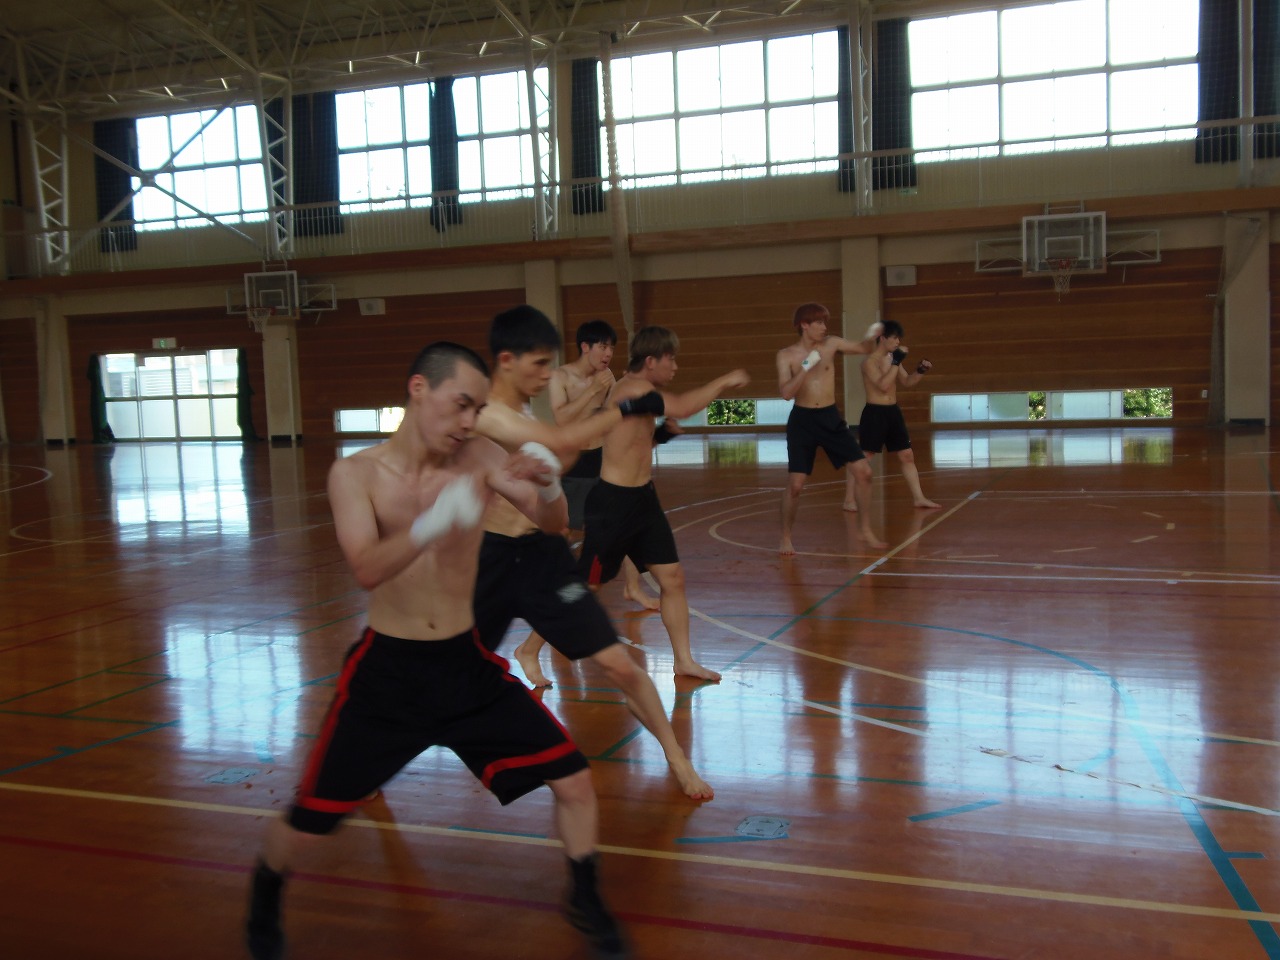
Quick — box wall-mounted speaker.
[884,265,917,287]
[358,298,386,316]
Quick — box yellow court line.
[1,778,1276,925]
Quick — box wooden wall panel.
[1272,246,1280,429]
[0,317,39,442]
[882,247,1220,425]
[294,287,522,438]
[67,308,265,444]
[562,271,843,405]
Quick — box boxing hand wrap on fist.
[409,477,484,547]
[890,347,908,366]
[800,349,821,371]
[519,441,564,502]
[916,359,932,375]
[864,321,884,341]
[617,391,665,417]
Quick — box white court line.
[3,779,1278,924]
[662,489,1280,755]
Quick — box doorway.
[101,349,242,440]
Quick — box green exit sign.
[151,337,176,349]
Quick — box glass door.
[102,349,242,440]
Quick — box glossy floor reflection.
[1,426,1278,960]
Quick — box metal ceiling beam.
[2,0,868,119]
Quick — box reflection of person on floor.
[860,320,941,510]
[778,302,885,555]
[472,306,713,800]
[548,318,657,610]
[244,342,627,960]
[577,325,750,683]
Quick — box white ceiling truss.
[0,0,950,121]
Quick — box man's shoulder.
[614,374,653,398]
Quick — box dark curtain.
[1196,0,1280,162]
[268,93,343,235]
[1256,0,1280,158]
[836,27,857,192]
[236,348,260,441]
[871,19,917,190]
[571,58,606,213]
[92,119,138,254]
[1197,0,1240,162]
[87,354,115,444]
[429,78,463,231]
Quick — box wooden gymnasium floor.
[2,424,1279,960]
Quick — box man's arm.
[863,354,900,395]
[897,356,931,389]
[663,369,751,420]
[477,401,622,464]
[777,348,814,402]
[486,443,569,533]
[830,322,884,357]
[328,457,480,591]
[550,368,614,426]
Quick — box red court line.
[0,833,1007,959]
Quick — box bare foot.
[779,538,796,556]
[513,643,552,688]
[915,499,942,509]
[670,760,714,800]
[860,526,888,550]
[623,583,661,611]
[675,660,722,682]
[842,500,858,512]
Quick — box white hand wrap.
[800,349,821,371]
[519,441,563,502]
[864,321,884,341]
[409,477,483,547]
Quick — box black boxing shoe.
[564,853,628,958]
[246,860,286,960]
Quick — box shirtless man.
[577,325,750,682]
[472,306,713,800]
[244,342,626,959]
[778,302,885,555]
[859,319,940,510]
[548,318,657,611]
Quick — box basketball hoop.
[1046,258,1077,300]
[247,305,274,333]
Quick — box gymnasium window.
[456,68,551,202]
[336,84,433,212]
[908,0,1200,161]
[601,31,840,188]
[132,106,269,230]
[931,388,1173,422]
[335,407,405,434]
[336,67,549,210]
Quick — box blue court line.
[1071,749,1115,774]
[448,825,547,840]
[0,721,179,777]
[908,800,1001,823]
[675,835,780,844]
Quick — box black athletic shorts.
[563,448,603,530]
[474,530,617,660]
[577,479,679,586]
[858,402,911,454]
[288,628,588,835]
[786,404,866,474]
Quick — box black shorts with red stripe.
[576,479,679,586]
[287,627,589,835]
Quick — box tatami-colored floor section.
[2,425,1278,959]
